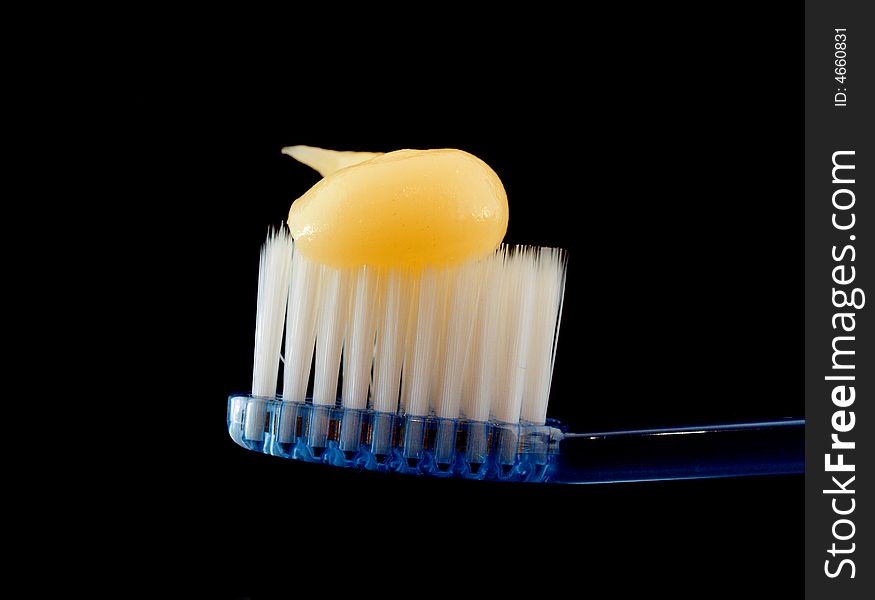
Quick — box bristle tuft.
[372,269,409,413]
[312,265,349,406]
[342,266,379,409]
[282,245,320,402]
[252,228,293,398]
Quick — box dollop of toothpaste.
[284,147,509,268]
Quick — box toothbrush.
[228,147,804,484]
[229,394,803,484]
[228,228,803,484]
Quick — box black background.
[154,9,803,598]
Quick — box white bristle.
[490,247,538,424]
[434,260,482,419]
[312,265,349,406]
[371,269,409,413]
[251,228,293,398]
[428,269,451,413]
[401,268,444,417]
[342,266,379,410]
[520,248,567,424]
[282,245,321,402]
[463,252,503,422]
[250,239,567,430]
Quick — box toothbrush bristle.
[372,269,408,413]
[433,259,482,419]
[402,267,442,416]
[249,229,566,462]
[342,266,380,411]
[251,227,293,398]
[312,266,348,406]
[282,248,320,402]
[521,246,567,424]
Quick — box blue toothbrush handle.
[228,394,803,483]
[549,419,804,484]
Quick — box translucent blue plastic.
[227,394,804,484]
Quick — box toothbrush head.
[228,394,564,483]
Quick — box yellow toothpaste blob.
[285,148,509,268]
